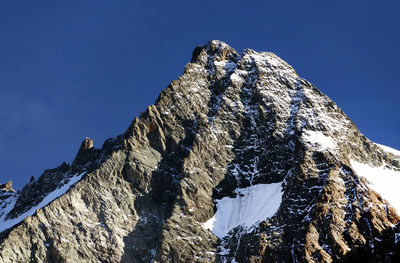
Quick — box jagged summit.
[191,40,239,63]
[0,181,14,193]
[80,137,94,151]
[0,41,400,262]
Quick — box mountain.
[1,40,400,263]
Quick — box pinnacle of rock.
[0,181,14,192]
[80,137,94,152]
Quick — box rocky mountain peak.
[80,137,94,151]
[72,137,99,169]
[0,181,14,193]
[191,40,239,64]
[0,41,399,262]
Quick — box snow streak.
[0,172,85,233]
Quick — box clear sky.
[0,1,399,190]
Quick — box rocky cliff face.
[0,40,400,263]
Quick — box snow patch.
[396,233,400,244]
[302,130,336,150]
[230,73,244,84]
[376,143,400,156]
[214,60,236,74]
[150,248,156,263]
[203,182,283,238]
[350,160,400,214]
[0,172,85,233]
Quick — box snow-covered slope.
[0,172,84,233]
[0,193,18,226]
[203,182,283,238]
[350,160,400,214]
[376,143,400,156]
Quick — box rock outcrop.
[0,40,399,262]
[0,182,14,193]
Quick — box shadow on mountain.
[213,75,304,198]
[120,118,197,263]
[342,223,400,262]
[210,66,307,262]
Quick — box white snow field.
[350,160,400,214]
[204,182,283,238]
[302,130,336,150]
[0,172,85,233]
[376,143,400,156]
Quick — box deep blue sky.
[0,1,399,190]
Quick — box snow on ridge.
[350,160,400,214]
[0,194,18,223]
[203,182,283,238]
[0,172,85,233]
[376,143,400,156]
[302,130,336,150]
[214,60,236,72]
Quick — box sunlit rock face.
[1,40,400,262]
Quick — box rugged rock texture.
[0,40,400,262]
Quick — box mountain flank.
[1,40,400,262]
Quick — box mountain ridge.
[0,40,400,262]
